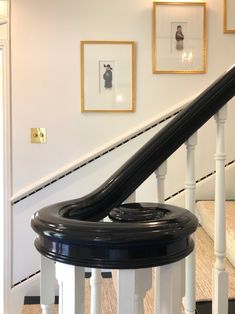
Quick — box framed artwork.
[224,0,235,33]
[80,41,135,112]
[152,2,206,74]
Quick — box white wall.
[7,1,235,309]
[11,0,235,194]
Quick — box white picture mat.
[155,4,205,72]
[227,0,235,30]
[83,44,133,111]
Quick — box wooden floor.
[22,227,235,314]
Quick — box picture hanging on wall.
[80,41,135,112]
[224,0,235,33]
[152,2,206,74]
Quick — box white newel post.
[184,133,197,314]
[41,255,55,314]
[90,268,102,314]
[56,262,85,314]
[213,106,228,314]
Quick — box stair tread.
[196,200,235,267]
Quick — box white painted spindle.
[213,106,228,314]
[117,269,136,314]
[155,161,167,203]
[117,269,151,314]
[120,191,152,314]
[56,262,85,314]
[135,268,152,314]
[154,161,167,314]
[155,260,185,314]
[40,255,55,314]
[90,268,102,314]
[184,133,197,314]
[154,161,185,314]
[125,191,152,314]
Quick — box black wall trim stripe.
[13,110,181,205]
[165,159,235,202]
[24,296,59,305]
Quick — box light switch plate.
[31,128,46,144]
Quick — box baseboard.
[196,299,235,313]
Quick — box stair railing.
[31,65,235,314]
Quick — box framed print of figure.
[153,2,206,74]
[81,41,135,112]
[224,0,235,33]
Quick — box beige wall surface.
[10,0,235,193]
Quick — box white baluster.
[185,133,197,213]
[213,106,228,314]
[154,161,185,314]
[175,260,186,313]
[155,162,167,314]
[155,161,167,203]
[117,269,135,314]
[117,268,151,314]
[56,262,85,314]
[41,255,55,314]
[184,133,197,314]
[134,268,152,314]
[155,260,185,314]
[117,191,152,314]
[90,268,102,314]
[124,191,152,314]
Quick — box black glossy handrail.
[40,66,235,222]
[31,65,235,268]
[32,202,198,268]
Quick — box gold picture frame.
[81,41,135,112]
[224,0,235,33]
[153,2,206,74]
